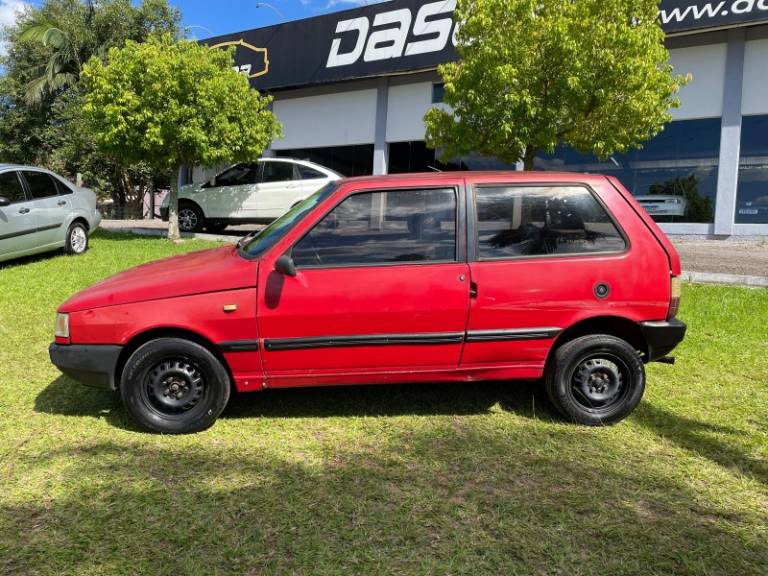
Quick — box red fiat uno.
[50,172,686,433]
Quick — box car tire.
[64,221,89,255]
[205,222,228,234]
[545,335,645,426]
[120,338,231,434]
[178,203,205,233]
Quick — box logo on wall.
[210,39,270,79]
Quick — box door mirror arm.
[0,196,10,207]
[275,254,298,277]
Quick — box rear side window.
[22,171,59,199]
[54,177,73,195]
[293,188,457,267]
[475,185,626,259]
[0,171,26,204]
[298,165,325,180]
[261,161,296,183]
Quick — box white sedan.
[161,158,341,233]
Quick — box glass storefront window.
[736,115,768,225]
[275,145,374,177]
[535,118,722,223]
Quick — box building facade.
[199,0,768,236]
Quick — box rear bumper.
[640,319,687,361]
[49,343,123,391]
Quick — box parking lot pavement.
[101,220,768,282]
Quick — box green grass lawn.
[0,231,766,576]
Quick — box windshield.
[238,182,338,259]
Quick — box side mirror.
[275,254,297,277]
[0,196,10,207]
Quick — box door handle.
[469,282,478,299]
[18,208,30,214]
[57,200,67,206]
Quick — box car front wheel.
[64,222,89,255]
[545,335,645,426]
[120,338,231,434]
[177,204,204,233]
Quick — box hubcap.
[145,359,205,415]
[178,209,198,231]
[70,227,87,253]
[570,355,627,411]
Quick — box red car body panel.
[53,172,683,394]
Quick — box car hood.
[59,246,257,312]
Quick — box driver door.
[0,170,39,259]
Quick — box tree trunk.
[167,166,181,240]
[523,146,537,171]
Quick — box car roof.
[339,171,610,187]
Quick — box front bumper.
[49,343,123,391]
[640,319,687,362]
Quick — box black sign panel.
[204,0,768,92]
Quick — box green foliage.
[0,0,181,207]
[81,36,281,173]
[425,0,688,169]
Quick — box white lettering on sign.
[327,0,458,68]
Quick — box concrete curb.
[680,270,768,288]
[101,227,767,288]
[103,226,239,244]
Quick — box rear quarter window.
[474,185,626,259]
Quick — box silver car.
[0,164,101,264]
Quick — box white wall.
[742,38,768,116]
[386,82,433,143]
[669,43,727,120]
[272,89,378,150]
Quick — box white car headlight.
[54,313,70,339]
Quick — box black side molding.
[264,332,465,352]
[219,340,260,352]
[466,328,561,342]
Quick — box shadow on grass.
[634,402,767,484]
[2,429,766,575]
[35,376,559,428]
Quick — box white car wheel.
[65,223,89,255]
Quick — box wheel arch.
[547,316,649,368]
[115,326,234,392]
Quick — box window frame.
[259,160,298,184]
[0,170,30,205]
[469,182,630,263]
[288,184,467,270]
[20,170,61,201]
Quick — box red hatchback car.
[50,172,686,433]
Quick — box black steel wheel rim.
[568,352,631,413]
[143,357,206,416]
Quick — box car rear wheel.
[545,335,645,426]
[64,222,89,255]
[178,203,204,233]
[120,338,231,434]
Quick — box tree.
[425,0,688,170]
[0,0,181,213]
[81,35,282,239]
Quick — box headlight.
[54,313,70,339]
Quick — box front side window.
[22,171,59,199]
[213,164,258,187]
[0,171,26,204]
[475,186,626,259]
[292,188,457,267]
[261,161,296,183]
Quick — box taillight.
[668,276,681,319]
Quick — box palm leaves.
[19,20,81,104]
